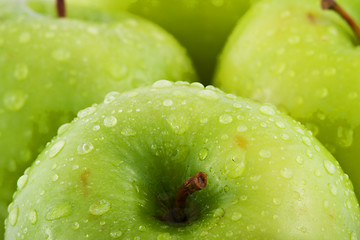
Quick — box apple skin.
[5,81,360,239]
[214,0,360,199]
[26,0,254,84]
[0,8,196,239]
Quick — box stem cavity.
[172,172,207,223]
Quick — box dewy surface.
[5,81,360,239]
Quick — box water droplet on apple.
[110,231,123,238]
[3,90,28,111]
[104,116,117,127]
[72,222,80,230]
[89,199,111,216]
[350,231,357,240]
[226,231,234,237]
[166,114,189,135]
[14,63,29,80]
[275,121,285,129]
[323,68,336,76]
[198,148,208,161]
[348,92,358,100]
[121,128,136,136]
[273,198,281,205]
[314,169,321,177]
[197,89,219,101]
[29,210,37,225]
[280,168,293,179]
[237,125,248,132]
[337,126,353,147]
[301,136,312,147]
[219,113,233,124]
[46,201,72,220]
[45,31,55,38]
[87,26,99,35]
[288,35,300,44]
[57,123,71,135]
[211,0,224,7]
[213,208,225,218]
[78,106,97,118]
[48,140,66,158]
[18,32,31,43]
[250,175,261,182]
[247,224,256,232]
[323,160,336,175]
[52,174,59,182]
[190,82,204,89]
[329,183,337,196]
[17,174,28,190]
[259,149,271,158]
[162,99,173,106]
[225,155,246,179]
[323,200,329,209]
[157,232,171,240]
[152,80,173,89]
[108,65,128,79]
[233,102,242,108]
[9,205,19,226]
[77,142,94,155]
[315,88,328,99]
[52,48,71,61]
[93,125,100,131]
[280,10,291,18]
[138,225,146,232]
[231,212,242,221]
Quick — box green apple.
[5,81,360,239]
[26,0,254,84]
[214,0,360,199]
[0,3,196,237]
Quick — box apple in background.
[0,1,196,237]
[5,81,360,239]
[214,0,360,199]
[26,0,254,85]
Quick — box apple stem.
[172,172,207,222]
[56,0,66,18]
[321,0,360,42]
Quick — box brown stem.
[56,0,66,18]
[321,0,360,42]
[172,172,207,222]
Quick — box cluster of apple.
[1,0,360,239]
